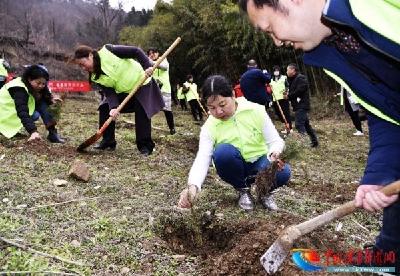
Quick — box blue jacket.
[303,0,400,185]
[303,0,400,124]
[240,68,271,105]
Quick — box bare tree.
[87,0,124,42]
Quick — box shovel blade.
[260,239,290,274]
[76,132,102,152]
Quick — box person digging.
[177,75,291,211]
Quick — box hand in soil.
[28,132,42,142]
[178,185,198,208]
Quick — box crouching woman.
[0,65,64,143]
[178,75,291,211]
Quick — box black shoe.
[311,141,319,148]
[170,128,176,135]
[139,148,152,156]
[94,140,116,150]
[47,130,65,144]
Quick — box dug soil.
[158,211,352,275]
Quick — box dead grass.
[0,94,375,275]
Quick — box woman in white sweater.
[178,75,291,211]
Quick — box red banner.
[48,80,91,93]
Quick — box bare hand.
[355,184,399,212]
[269,152,280,162]
[28,132,42,142]
[178,185,198,208]
[109,109,120,120]
[283,92,288,100]
[51,94,63,104]
[145,68,154,78]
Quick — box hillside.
[0,0,126,79]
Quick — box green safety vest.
[349,0,400,45]
[270,75,287,101]
[0,77,35,138]
[153,59,171,94]
[322,0,400,126]
[183,81,199,102]
[204,97,268,162]
[91,46,150,94]
[0,59,7,77]
[177,87,185,100]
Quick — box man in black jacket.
[285,63,318,147]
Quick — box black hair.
[21,65,52,103]
[202,75,233,102]
[187,74,193,80]
[273,65,280,71]
[147,47,158,55]
[287,63,298,72]
[22,64,49,82]
[238,0,280,13]
[73,44,101,80]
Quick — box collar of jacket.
[320,0,400,63]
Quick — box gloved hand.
[178,184,199,208]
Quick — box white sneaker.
[280,129,293,134]
[353,131,364,136]
[238,188,255,211]
[261,195,278,210]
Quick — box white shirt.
[188,111,284,190]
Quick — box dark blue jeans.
[31,100,55,127]
[361,114,400,254]
[295,108,318,144]
[212,143,291,190]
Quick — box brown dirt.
[21,139,79,160]
[157,135,199,154]
[157,211,352,276]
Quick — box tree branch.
[0,237,88,267]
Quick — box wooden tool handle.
[296,180,400,236]
[197,98,209,118]
[113,37,181,115]
[272,94,290,132]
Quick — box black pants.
[343,95,362,132]
[179,99,187,110]
[188,99,203,121]
[295,109,318,144]
[99,95,154,153]
[273,99,292,129]
[163,110,175,130]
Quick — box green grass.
[0,94,374,275]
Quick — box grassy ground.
[0,94,378,275]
